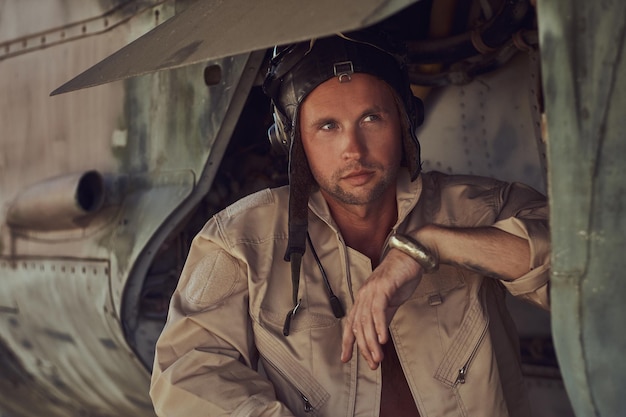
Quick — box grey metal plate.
[52,0,420,95]
[537,0,626,416]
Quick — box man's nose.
[341,127,367,160]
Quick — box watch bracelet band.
[384,233,439,273]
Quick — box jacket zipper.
[300,393,313,412]
[454,318,488,386]
[456,364,468,384]
[262,356,315,413]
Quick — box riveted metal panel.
[420,51,547,193]
[0,257,154,417]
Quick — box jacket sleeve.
[490,181,551,310]
[149,220,295,417]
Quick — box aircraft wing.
[51,0,421,95]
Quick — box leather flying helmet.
[263,29,423,177]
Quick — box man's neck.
[323,190,397,265]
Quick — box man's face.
[299,73,403,207]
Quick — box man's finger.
[353,322,375,367]
[341,316,357,362]
[359,315,383,369]
[372,296,391,345]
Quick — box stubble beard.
[317,162,399,206]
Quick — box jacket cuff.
[491,217,550,270]
[491,217,551,309]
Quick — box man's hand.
[340,248,423,370]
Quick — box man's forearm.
[409,224,531,281]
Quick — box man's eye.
[364,114,381,123]
[320,122,336,131]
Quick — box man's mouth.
[342,170,374,185]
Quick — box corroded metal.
[538,0,626,415]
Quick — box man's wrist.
[383,233,439,273]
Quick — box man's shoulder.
[198,186,290,247]
[218,185,289,221]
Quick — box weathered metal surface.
[0,1,173,417]
[0,257,153,417]
[420,51,547,193]
[51,0,422,94]
[0,0,270,414]
[0,0,167,61]
[537,0,626,416]
[1,1,196,415]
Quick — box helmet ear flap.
[413,95,425,128]
[267,104,291,155]
[399,93,425,181]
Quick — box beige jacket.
[150,170,550,417]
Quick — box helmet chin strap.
[282,132,314,336]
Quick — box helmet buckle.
[334,61,354,83]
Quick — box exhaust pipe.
[7,170,107,231]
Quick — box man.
[150,29,550,417]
